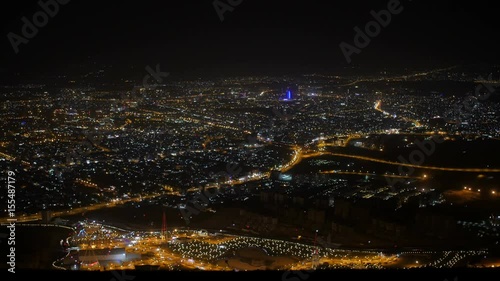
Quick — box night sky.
[1,0,499,79]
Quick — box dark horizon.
[1,0,499,80]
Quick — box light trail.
[0,193,165,224]
[303,152,500,173]
[320,170,423,179]
[339,66,458,87]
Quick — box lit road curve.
[303,152,500,173]
[338,65,459,87]
[141,108,241,131]
[191,144,302,190]
[374,100,421,127]
[320,170,424,179]
[0,193,170,224]
[279,146,303,173]
[0,151,15,161]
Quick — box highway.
[279,146,303,172]
[3,130,500,224]
[338,66,458,87]
[374,100,421,127]
[303,151,500,173]
[0,193,166,224]
[69,222,487,271]
[320,170,423,179]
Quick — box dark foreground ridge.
[5,268,500,281]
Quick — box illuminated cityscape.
[1,0,500,279]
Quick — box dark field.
[0,226,73,270]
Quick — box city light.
[2,10,500,273]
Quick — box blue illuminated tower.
[280,85,297,101]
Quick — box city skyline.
[1,0,500,279]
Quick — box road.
[0,193,165,224]
[3,132,499,224]
[338,66,458,87]
[303,151,500,173]
[374,100,421,127]
[320,170,423,179]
